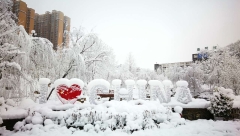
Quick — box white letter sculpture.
[162,80,173,103]
[148,80,167,103]
[39,78,50,104]
[137,80,147,100]
[124,79,135,101]
[88,79,110,105]
[112,79,122,101]
[174,80,192,104]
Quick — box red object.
[56,84,82,104]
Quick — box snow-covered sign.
[137,80,147,100]
[148,80,167,103]
[174,80,192,104]
[88,79,110,104]
[112,79,121,101]
[39,78,50,104]
[54,78,84,104]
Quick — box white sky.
[24,0,240,70]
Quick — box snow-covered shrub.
[11,100,185,133]
[208,87,234,117]
[174,81,192,104]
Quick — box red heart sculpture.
[56,84,82,104]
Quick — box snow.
[136,80,147,86]
[125,79,135,86]
[112,79,121,85]
[87,79,110,91]
[54,78,84,88]
[0,108,28,119]
[51,104,74,111]
[3,120,240,136]
[32,115,43,125]
[162,80,173,88]
[19,98,36,109]
[44,119,54,125]
[148,80,161,86]
[174,106,183,113]
[119,88,128,94]
[54,78,70,87]
[162,97,210,108]
[233,95,240,108]
[0,97,4,105]
[176,80,188,87]
[69,78,84,88]
[0,117,2,124]
[5,99,16,107]
[39,78,50,84]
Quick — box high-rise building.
[12,0,35,34]
[34,10,71,50]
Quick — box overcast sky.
[24,0,240,70]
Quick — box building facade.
[34,10,71,50]
[154,61,192,73]
[12,0,71,50]
[12,0,35,34]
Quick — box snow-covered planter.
[174,81,192,104]
[208,87,234,119]
[88,79,110,104]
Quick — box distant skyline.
[24,0,240,70]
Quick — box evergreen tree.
[208,87,234,117]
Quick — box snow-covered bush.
[174,81,192,104]
[208,87,234,117]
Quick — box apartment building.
[12,0,35,34]
[34,10,71,50]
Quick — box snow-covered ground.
[1,120,239,136]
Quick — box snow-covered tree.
[164,65,185,84]
[0,0,33,99]
[59,27,117,83]
[199,46,240,95]
[183,63,204,97]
